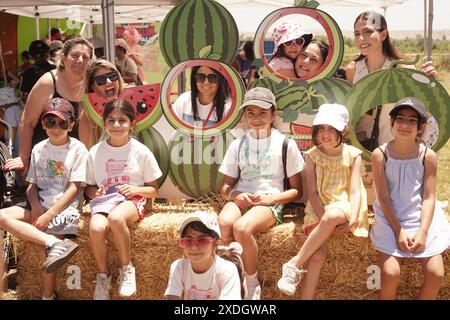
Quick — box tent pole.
[102,0,115,64]
[423,0,428,61]
[34,7,40,40]
[426,0,433,62]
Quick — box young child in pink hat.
[268,20,312,79]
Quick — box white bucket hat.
[272,20,313,55]
[313,103,349,131]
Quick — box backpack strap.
[282,136,289,190]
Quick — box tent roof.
[0,0,408,23]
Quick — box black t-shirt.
[20,61,56,93]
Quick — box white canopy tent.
[0,0,434,61]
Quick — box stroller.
[1,119,19,296]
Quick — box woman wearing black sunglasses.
[78,59,125,149]
[172,65,230,128]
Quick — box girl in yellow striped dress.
[277,103,369,299]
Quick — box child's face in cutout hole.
[104,110,135,140]
[316,124,341,148]
[280,43,302,60]
[392,107,424,141]
[180,227,216,267]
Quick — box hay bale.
[13,202,450,300]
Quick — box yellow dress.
[302,144,369,237]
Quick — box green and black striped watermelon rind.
[159,0,239,67]
[346,68,450,160]
[167,132,234,198]
[137,127,169,188]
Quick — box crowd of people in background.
[0,9,449,302]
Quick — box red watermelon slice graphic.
[83,83,162,132]
[290,123,313,152]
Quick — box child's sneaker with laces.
[277,262,307,295]
[42,239,79,273]
[117,264,136,297]
[94,272,112,300]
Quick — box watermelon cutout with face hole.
[253,0,344,83]
[83,83,162,132]
[160,59,245,138]
[346,66,450,161]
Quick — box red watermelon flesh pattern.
[87,83,160,123]
[290,123,313,152]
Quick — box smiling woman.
[79,59,125,148]
[172,65,231,129]
[4,37,94,175]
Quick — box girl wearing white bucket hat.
[268,20,312,79]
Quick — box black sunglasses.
[194,72,219,84]
[283,37,305,48]
[43,117,70,130]
[94,71,120,85]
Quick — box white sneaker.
[94,272,112,300]
[117,264,136,297]
[277,262,307,296]
[245,280,261,300]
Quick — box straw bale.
[12,202,450,300]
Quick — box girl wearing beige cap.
[218,87,304,300]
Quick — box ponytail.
[216,242,247,299]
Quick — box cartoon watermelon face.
[253,0,344,83]
[347,66,450,160]
[83,83,162,132]
[168,132,234,198]
[159,0,239,67]
[137,127,169,188]
[160,59,245,138]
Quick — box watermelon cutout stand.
[168,132,234,198]
[83,83,162,132]
[160,58,245,138]
[137,127,169,188]
[347,57,450,161]
[159,0,239,67]
[253,0,344,83]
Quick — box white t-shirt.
[165,256,241,300]
[86,138,162,190]
[172,91,231,127]
[219,129,304,194]
[26,137,88,209]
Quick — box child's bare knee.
[232,221,250,242]
[382,266,401,280]
[321,209,343,225]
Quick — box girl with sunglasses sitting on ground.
[165,211,246,300]
[172,65,231,128]
[79,59,125,149]
[268,21,312,79]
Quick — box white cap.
[313,103,349,131]
[180,211,221,238]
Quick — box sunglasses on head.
[178,236,215,249]
[94,71,119,85]
[194,72,219,84]
[283,37,305,48]
[43,116,70,130]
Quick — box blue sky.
[229,0,450,32]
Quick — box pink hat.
[272,21,313,55]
